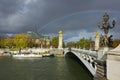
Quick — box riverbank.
[0,48,64,57]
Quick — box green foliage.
[4,37,13,48]
[0,38,4,48]
[66,41,76,48]
[113,39,120,48]
[63,41,65,48]
[51,36,59,48]
[76,38,91,49]
[66,37,91,49]
[13,34,29,48]
[0,37,13,48]
[51,36,65,48]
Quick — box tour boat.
[12,54,42,58]
[42,53,54,57]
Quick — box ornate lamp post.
[98,13,115,36]
[98,12,115,47]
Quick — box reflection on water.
[0,57,93,80]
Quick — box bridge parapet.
[71,48,98,58]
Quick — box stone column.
[95,32,99,50]
[58,30,63,49]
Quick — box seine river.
[0,57,93,80]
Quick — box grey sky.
[0,0,120,41]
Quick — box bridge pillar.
[94,47,109,80]
[97,47,109,60]
[58,30,63,49]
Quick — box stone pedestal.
[97,47,109,60]
[107,44,120,80]
[49,49,64,57]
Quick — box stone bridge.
[64,48,98,77]
[63,46,120,80]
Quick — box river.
[0,57,93,80]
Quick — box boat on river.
[42,53,54,57]
[12,54,42,58]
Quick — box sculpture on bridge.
[98,12,115,47]
[95,32,100,50]
[108,35,113,47]
[99,34,108,47]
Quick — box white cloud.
[0,0,120,38]
[25,0,37,4]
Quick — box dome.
[59,30,62,34]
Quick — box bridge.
[62,46,120,80]
[63,48,107,80]
[56,29,120,80]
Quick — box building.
[26,31,51,48]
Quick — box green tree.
[63,40,65,48]
[76,37,91,49]
[13,34,29,48]
[0,37,14,48]
[51,36,65,48]
[66,41,76,48]
[0,37,4,48]
[3,37,13,48]
[51,36,59,48]
[27,38,35,48]
[113,39,120,48]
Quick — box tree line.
[0,34,29,48]
[66,37,120,49]
[0,34,64,49]
[0,34,120,49]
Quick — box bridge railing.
[71,48,98,58]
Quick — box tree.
[51,36,65,48]
[113,39,120,48]
[63,40,65,48]
[66,41,76,48]
[51,36,59,48]
[0,37,14,48]
[0,37,4,48]
[3,37,13,48]
[27,38,35,48]
[76,38,91,49]
[13,34,29,48]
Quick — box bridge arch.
[64,49,97,77]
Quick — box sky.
[0,0,120,42]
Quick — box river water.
[0,57,93,80]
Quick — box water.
[0,57,93,80]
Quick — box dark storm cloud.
[39,11,120,41]
[0,0,24,17]
[0,0,120,41]
[0,0,24,33]
[39,11,117,33]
